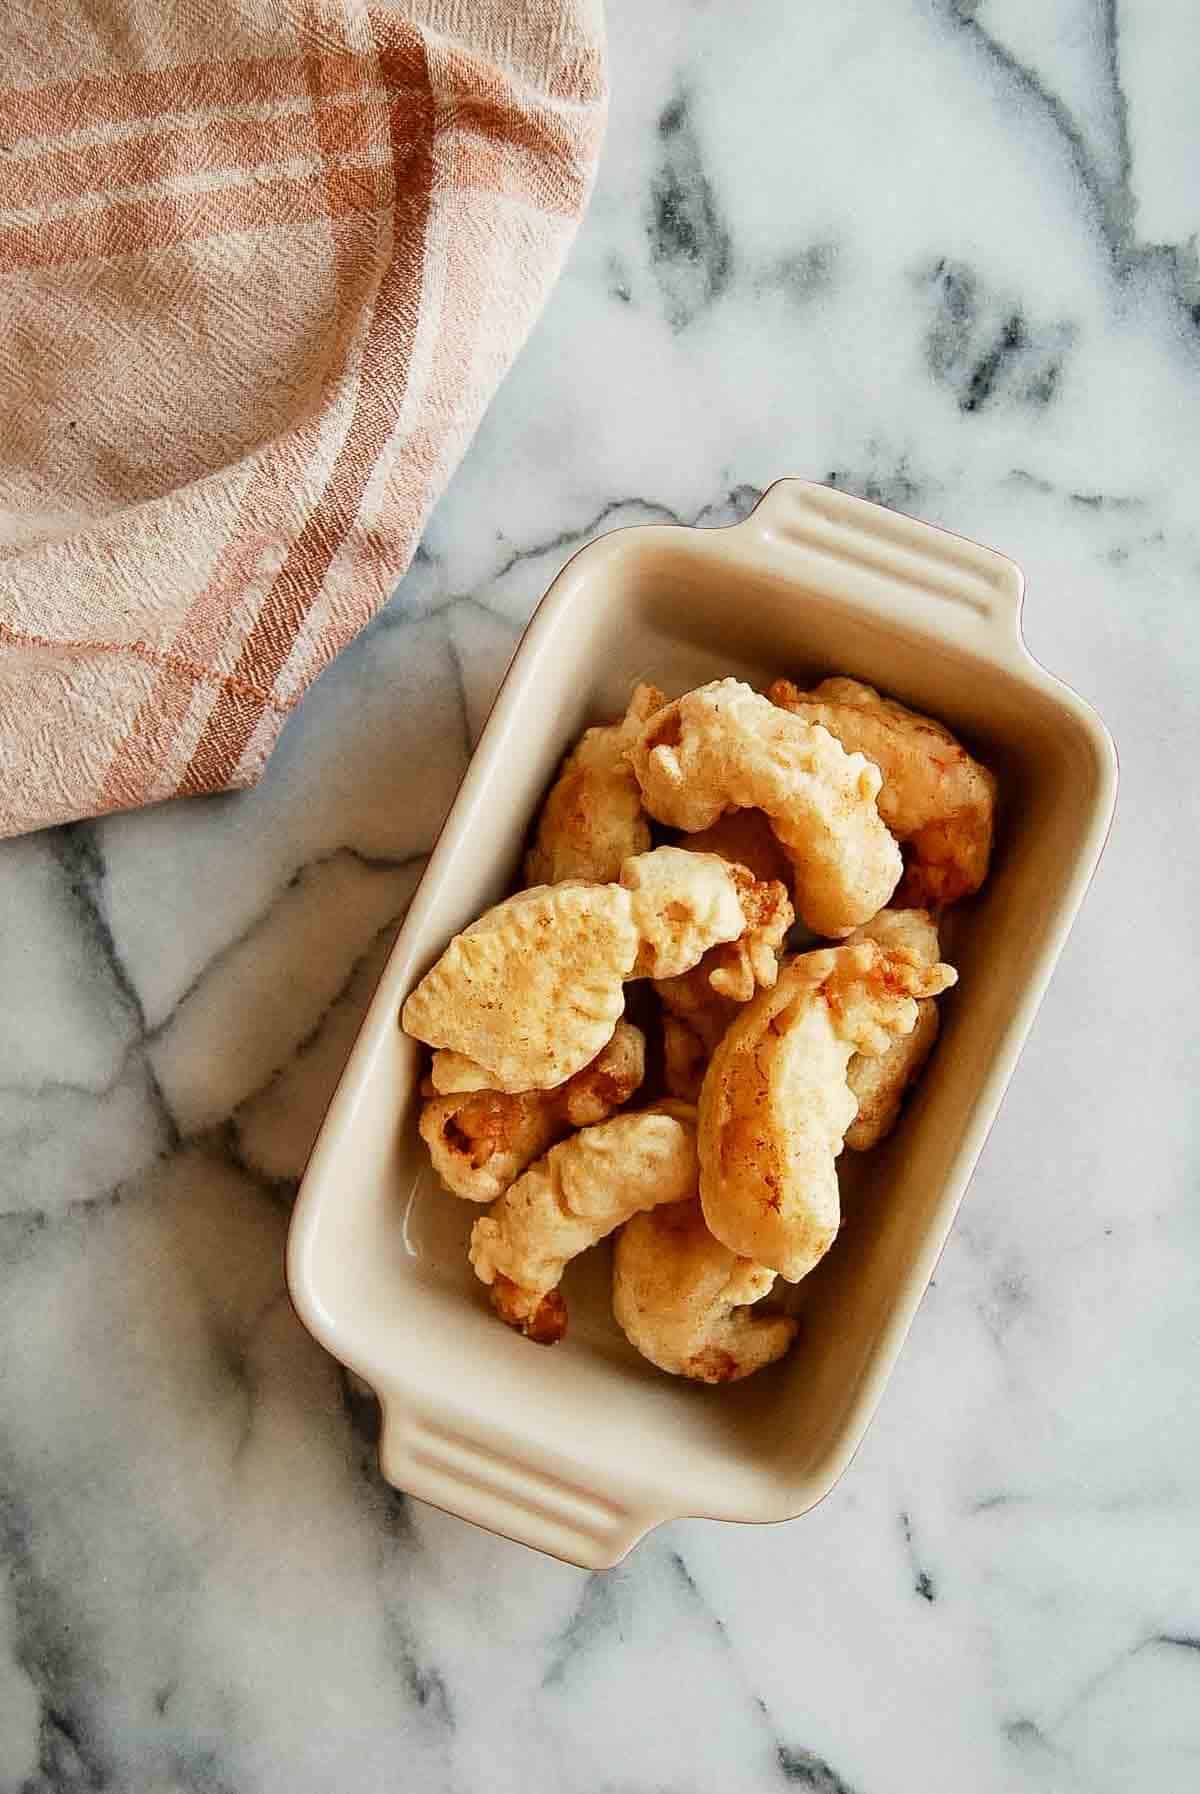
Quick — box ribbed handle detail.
[741,478,1025,647]
[381,1410,649,1569]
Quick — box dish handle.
[740,477,1026,657]
[379,1399,657,1570]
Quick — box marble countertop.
[3,2,1198,1789]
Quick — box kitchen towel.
[0,0,605,835]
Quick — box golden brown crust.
[402,882,640,1091]
[698,942,956,1280]
[613,1200,798,1381]
[650,862,792,1022]
[404,848,764,1092]
[621,847,747,979]
[845,999,940,1151]
[468,1108,699,1340]
[654,961,739,1055]
[628,678,903,936]
[420,1021,646,1201]
[768,676,997,906]
[490,1276,567,1345]
[524,684,666,885]
[408,670,990,1362]
[426,1050,495,1094]
[652,858,793,1108]
[706,864,793,1001]
[842,908,948,1150]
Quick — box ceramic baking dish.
[287,479,1116,1568]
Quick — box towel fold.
[0,0,605,836]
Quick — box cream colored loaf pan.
[287,480,1116,1568]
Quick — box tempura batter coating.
[653,853,793,1082]
[843,909,946,1151]
[846,904,942,963]
[701,862,793,1001]
[403,849,755,1091]
[655,866,793,1106]
[402,881,639,1092]
[613,1200,798,1382]
[845,1003,940,1152]
[699,941,957,1281]
[525,684,666,885]
[622,847,746,979]
[469,1107,699,1341]
[629,679,902,935]
[768,676,997,906]
[420,1022,645,1202]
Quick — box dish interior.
[294,521,1110,1524]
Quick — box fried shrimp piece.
[768,676,997,906]
[628,678,902,936]
[662,1013,708,1103]
[469,1107,699,1342]
[699,941,957,1281]
[420,1022,645,1202]
[402,882,640,1092]
[843,908,948,1150]
[613,1200,798,1382]
[402,849,752,1091]
[525,683,667,885]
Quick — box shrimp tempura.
[403,847,767,1091]
[469,1106,698,1342]
[420,1022,645,1202]
[699,941,956,1280]
[769,676,996,906]
[629,679,902,936]
[614,1199,798,1382]
[525,683,666,885]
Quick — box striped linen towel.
[0,0,606,836]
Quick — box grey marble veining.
[2,2,1199,1789]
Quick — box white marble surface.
[3,2,1199,1789]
